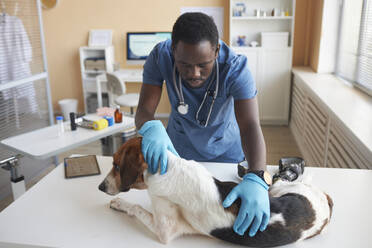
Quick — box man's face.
[173,40,219,88]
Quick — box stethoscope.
[172,59,219,127]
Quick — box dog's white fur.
[269,178,331,240]
[106,151,331,244]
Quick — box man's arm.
[135,83,163,129]
[135,83,178,175]
[234,97,266,171]
[222,96,269,237]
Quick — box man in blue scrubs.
[135,12,269,237]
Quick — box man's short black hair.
[172,12,219,49]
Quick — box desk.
[0,116,134,160]
[0,156,371,248]
[0,116,134,200]
[96,69,143,108]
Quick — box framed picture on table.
[88,29,113,47]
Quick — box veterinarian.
[135,12,269,237]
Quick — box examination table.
[0,156,371,248]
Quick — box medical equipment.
[0,154,25,200]
[172,59,219,127]
[104,116,114,126]
[114,106,122,123]
[77,118,108,130]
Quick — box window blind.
[336,0,372,95]
[0,0,53,200]
[357,0,372,94]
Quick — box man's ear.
[215,43,220,57]
[171,42,176,54]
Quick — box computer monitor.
[126,32,172,65]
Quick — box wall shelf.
[84,70,106,74]
[232,16,293,20]
[231,46,292,50]
[79,46,114,113]
[229,0,296,124]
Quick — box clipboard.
[64,155,101,179]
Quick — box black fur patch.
[213,178,240,207]
[212,178,316,247]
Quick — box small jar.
[56,116,64,136]
[114,106,122,123]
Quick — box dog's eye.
[113,163,120,172]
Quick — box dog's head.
[98,137,148,195]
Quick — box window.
[336,0,372,95]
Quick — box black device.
[70,112,77,131]
[273,157,305,182]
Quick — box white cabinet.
[290,73,372,169]
[79,46,114,113]
[260,48,292,122]
[229,0,295,124]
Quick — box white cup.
[58,98,78,121]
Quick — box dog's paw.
[110,198,135,216]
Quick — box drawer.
[83,79,108,93]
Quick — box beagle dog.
[98,137,333,247]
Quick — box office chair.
[106,72,140,115]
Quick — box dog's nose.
[98,182,106,192]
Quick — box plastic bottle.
[114,106,122,123]
[56,116,64,136]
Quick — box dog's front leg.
[110,197,197,244]
[110,198,158,234]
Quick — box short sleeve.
[142,43,164,86]
[228,55,257,100]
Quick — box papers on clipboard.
[64,155,101,179]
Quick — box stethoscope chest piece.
[177,103,189,115]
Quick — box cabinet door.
[231,48,262,118]
[232,48,260,82]
[260,49,291,124]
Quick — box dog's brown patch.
[113,137,148,192]
[325,193,334,219]
[304,192,333,239]
[305,219,328,240]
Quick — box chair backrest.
[106,72,126,107]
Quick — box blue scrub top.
[143,39,257,163]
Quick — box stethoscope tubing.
[172,59,219,127]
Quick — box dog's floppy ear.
[119,137,147,192]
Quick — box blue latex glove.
[223,173,270,237]
[138,120,179,174]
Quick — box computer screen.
[126,32,171,64]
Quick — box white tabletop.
[0,117,134,159]
[0,156,371,248]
